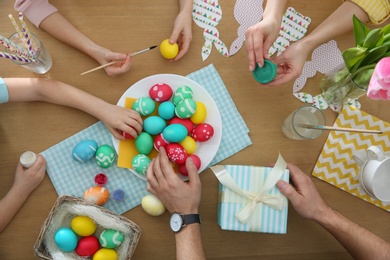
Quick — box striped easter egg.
[84,186,110,205]
[99,229,124,249]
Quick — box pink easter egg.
[191,123,214,142]
[154,133,170,151]
[169,117,194,134]
[166,143,188,165]
[178,154,201,176]
[149,83,173,102]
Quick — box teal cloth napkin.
[41,64,252,215]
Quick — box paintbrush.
[298,124,383,134]
[80,45,157,75]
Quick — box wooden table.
[1,1,389,259]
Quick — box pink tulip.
[367,57,390,100]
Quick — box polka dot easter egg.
[175,98,197,119]
[173,86,193,105]
[72,140,98,163]
[154,133,170,151]
[96,144,116,168]
[132,154,151,175]
[132,97,156,116]
[149,83,173,102]
[84,186,110,205]
[99,229,124,249]
[191,123,214,142]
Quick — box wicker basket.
[34,195,142,259]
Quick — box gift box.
[34,195,142,259]
[211,154,289,233]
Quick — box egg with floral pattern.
[166,143,188,165]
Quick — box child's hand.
[101,104,143,140]
[13,154,46,197]
[169,9,193,61]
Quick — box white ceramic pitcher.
[353,146,390,202]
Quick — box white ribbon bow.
[210,153,287,224]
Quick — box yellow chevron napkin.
[312,105,390,211]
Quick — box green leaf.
[353,15,370,46]
[360,45,388,67]
[381,23,390,36]
[342,47,367,69]
[363,28,384,49]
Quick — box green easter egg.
[175,98,197,119]
[99,229,124,249]
[173,86,193,105]
[132,154,151,175]
[96,145,116,168]
[132,97,156,116]
[135,132,153,155]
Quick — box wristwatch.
[169,213,201,233]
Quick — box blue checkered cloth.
[41,64,252,215]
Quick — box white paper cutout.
[229,0,264,56]
[192,0,229,61]
[269,7,311,56]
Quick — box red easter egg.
[84,186,110,205]
[121,131,134,139]
[179,154,201,176]
[166,143,188,165]
[169,117,194,134]
[154,133,170,151]
[191,123,214,142]
[75,236,100,257]
[149,83,173,102]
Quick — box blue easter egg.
[54,227,78,252]
[143,116,166,135]
[72,140,98,163]
[158,101,175,120]
[162,124,188,143]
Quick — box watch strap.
[182,214,201,226]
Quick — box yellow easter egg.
[179,136,197,154]
[141,195,166,216]
[92,248,118,260]
[190,102,207,124]
[71,216,96,236]
[159,39,179,59]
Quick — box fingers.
[276,180,299,202]
[245,31,257,72]
[146,158,159,190]
[185,157,200,185]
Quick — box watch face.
[170,213,183,232]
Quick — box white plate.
[112,74,222,181]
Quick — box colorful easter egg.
[159,39,179,60]
[72,140,98,163]
[175,98,197,119]
[154,133,170,151]
[169,117,194,133]
[92,248,118,260]
[179,136,197,154]
[173,86,193,105]
[135,132,153,155]
[143,116,166,135]
[84,186,110,205]
[179,154,201,176]
[71,215,96,236]
[149,83,173,102]
[166,143,188,165]
[141,194,166,216]
[132,154,151,175]
[54,227,78,252]
[162,124,188,143]
[190,101,207,124]
[132,97,156,116]
[99,229,124,249]
[96,145,116,168]
[75,236,100,257]
[158,101,175,120]
[191,123,214,142]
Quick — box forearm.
[178,0,193,13]
[263,0,287,21]
[299,1,369,55]
[316,207,390,259]
[39,12,104,63]
[0,186,29,232]
[175,224,206,260]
